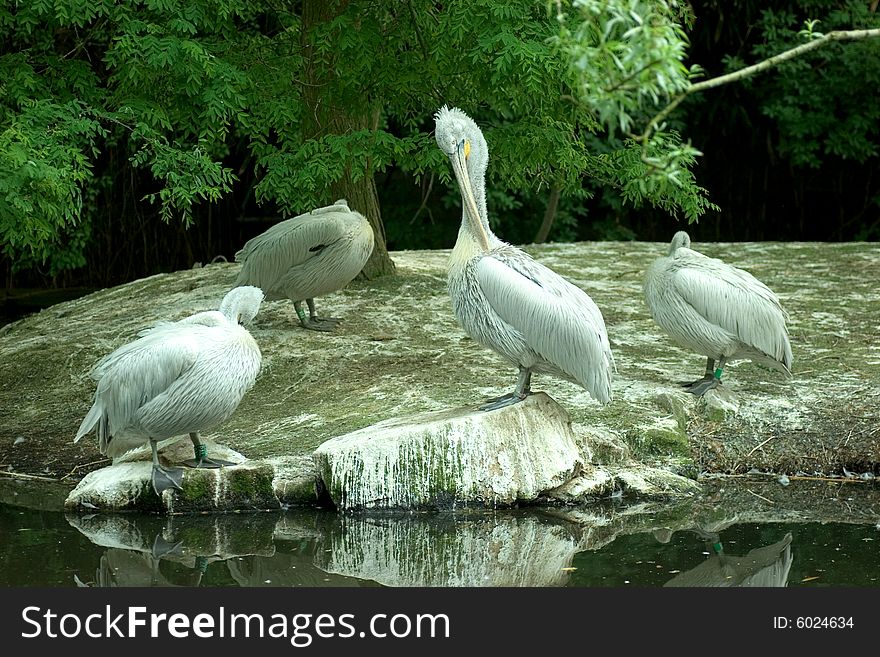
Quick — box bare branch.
[636,27,880,165]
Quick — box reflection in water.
[91,550,207,587]
[659,528,793,587]
[318,514,582,587]
[68,513,278,587]
[0,504,873,587]
[67,511,585,587]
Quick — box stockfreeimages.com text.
[21,606,450,646]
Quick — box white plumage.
[644,231,793,394]
[435,106,614,408]
[234,199,374,331]
[75,286,264,493]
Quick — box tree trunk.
[533,185,562,244]
[300,0,396,279]
[330,168,394,279]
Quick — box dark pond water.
[0,288,95,327]
[1,505,877,587]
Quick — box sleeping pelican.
[644,231,793,395]
[234,199,374,331]
[434,106,614,410]
[74,286,264,494]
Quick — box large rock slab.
[313,392,581,510]
[3,242,877,503]
[64,439,316,513]
[65,460,280,513]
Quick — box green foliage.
[553,0,713,222]
[602,136,718,222]
[554,0,694,135]
[747,4,880,169]
[0,99,103,273]
[0,0,726,282]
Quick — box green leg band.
[714,367,723,380]
[296,307,307,323]
[194,443,208,461]
[712,541,723,554]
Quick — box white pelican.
[74,286,264,494]
[644,231,793,395]
[434,106,614,410]
[233,199,374,331]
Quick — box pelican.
[74,286,264,495]
[644,231,793,395]
[434,106,614,410]
[233,199,374,331]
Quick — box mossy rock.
[2,241,878,510]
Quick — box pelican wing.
[77,330,201,449]
[475,254,613,403]
[672,251,792,369]
[234,208,356,290]
[137,311,227,338]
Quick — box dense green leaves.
[749,5,880,168]
[10,0,866,283]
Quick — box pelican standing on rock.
[233,199,374,331]
[434,106,614,410]
[74,286,264,494]
[644,231,793,395]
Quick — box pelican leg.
[182,432,237,468]
[679,357,715,389]
[294,300,340,332]
[480,368,532,411]
[150,438,184,495]
[684,357,724,396]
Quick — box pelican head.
[670,230,691,255]
[219,286,264,325]
[434,106,490,250]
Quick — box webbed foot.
[684,377,720,396]
[479,392,530,412]
[181,456,238,468]
[152,465,184,495]
[300,316,341,332]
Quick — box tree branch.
[636,27,880,162]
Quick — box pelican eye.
[237,313,243,324]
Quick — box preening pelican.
[234,199,374,331]
[644,231,793,395]
[75,286,264,494]
[434,106,614,410]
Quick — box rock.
[699,387,740,422]
[65,459,279,513]
[114,437,246,466]
[63,439,323,513]
[4,242,878,498]
[576,426,630,464]
[313,392,581,510]
[268,454,321,506]
[544,463,700,503]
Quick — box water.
[1,505,877,587]
[0,288,95,327]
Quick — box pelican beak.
[451,139,490,251]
